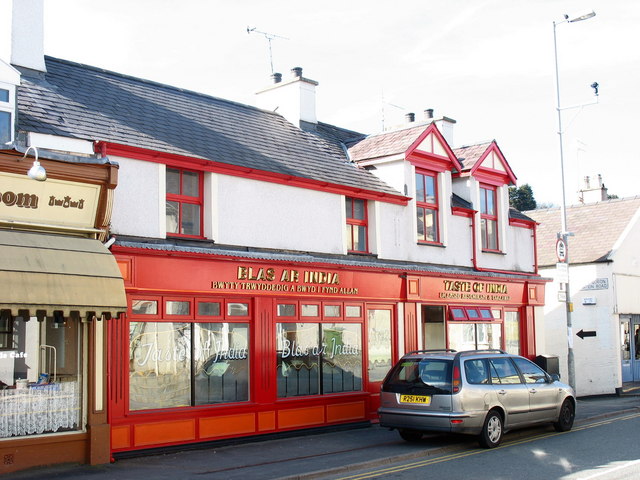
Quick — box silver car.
[378,349,576,448]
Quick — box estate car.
[378,349,576,448]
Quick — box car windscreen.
[382,358,452,394]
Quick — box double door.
[621,315,640,382]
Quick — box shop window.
[346,197,368,253]
[131,299,158,315]
[165,300,190,316]
[345,305,362,318]
[166,167,203,237]
[324,305,341,318]
[227,302,249,317]
[0,315,82,439]
[277,304,296,317]
[129,321,249,410]
[301,304,319,318]
[415,170,439,243]
[276,323,362,397]
[197,301,221,317]
[449,306,493,321]
[0,315,12,349]
[448,323,502,351]
[480,185,499,251]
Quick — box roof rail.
[455,349,507,359]
[405,349,457,355]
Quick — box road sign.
[576,329,597,339]
[556,237,567,262]
[556,262,569,284]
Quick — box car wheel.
[399,429,423,442]
[553,399,575,432]
[479,410,503,448]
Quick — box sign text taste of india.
[438,280,510,301]
[211,266,359,295]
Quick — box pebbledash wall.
[107,246,545,453]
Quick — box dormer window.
[416,170,439,243]
[480,184,498,251]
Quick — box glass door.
[366,307,393,417]
[620,316,631,382]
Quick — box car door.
[512,357,562,422]
[488,357,530,428]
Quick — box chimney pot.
[425,108,434,119]
[405,112,415,123]
[291,67,303,78]
[271,72,282,84]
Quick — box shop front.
[0,152,127,473]
[109,248,404,454]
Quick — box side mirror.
[550,373,561,382]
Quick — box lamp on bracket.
[20,145,47,181]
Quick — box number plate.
[399,394,431,405]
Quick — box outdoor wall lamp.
[20,145,47,181]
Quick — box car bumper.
[378,407,485,435]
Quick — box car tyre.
[479,410,503,448]
[399,429,423,442]
[553,399,575,432]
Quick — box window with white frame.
[480,184,499,251]
[0,86,13,145]
[415,170,439,243]
[166,167,203,237]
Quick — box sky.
[36,0,640,205]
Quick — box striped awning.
[0,229,127,320]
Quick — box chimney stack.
[5,0,47,72]
[424,108,434,120]
[405,112,415,123]
[271,72,282,84]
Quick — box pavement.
[6,384,640,480]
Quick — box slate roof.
[453,141,493,171]
[346,123,429,162]
[16,57,400,197]
[525,197,640,267]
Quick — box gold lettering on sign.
[48,195,85,209]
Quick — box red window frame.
[346,197,369,253]
[480,184,499,251]
[166,167,204,238]
[415,170,440,244]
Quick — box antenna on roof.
[247,26,289,74]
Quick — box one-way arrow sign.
[576,329,597,339]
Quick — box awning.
[0,229,127,319]
[449,306,494,321]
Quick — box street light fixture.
[553,11,596,391]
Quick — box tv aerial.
[247,26,289,74]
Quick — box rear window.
[382,358,452,394]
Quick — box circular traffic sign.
[556,238,567,262]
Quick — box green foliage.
[509,184,537,211]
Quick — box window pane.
[448,323,476,351]
[322,324,362,393]
[345,197,353,218]
[488,357,521,384]
[181,203,200,236]
[504,311,520,355]
[367,309,392,382]
[513,357,547,384]
[451,308,466,320]
[425,175,436,204]
[353,199,366,220]
[227,303,248,316]
[486,219,498,250]
[345,305,361,318]
[166,200,179,233]
[129,322,191,410]
[301,304,319,317]
[417,207,425,240]
[198,302,221,316]
[324,305,341,317]
[166,168,180,195]
[0,317,82,438]
[166,301,190,316]
[465,359,489,385]
[182,170,199,197]
[476,323,502,350]
[277,323,320,397]
[486,189,495,215]
[277,304,296,317]
[415,173,425,202]
[194,323,249,405]
[346,224,354,251]
[131,300,158,315]
[0,89,8,102]
[353,225,367,252]
[467,308,479,319]
[424,208,438,242]
[480,188,488,214]
[0,111,10,145]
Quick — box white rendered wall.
[110,157,163,238]
[215,174,344,253]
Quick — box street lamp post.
[552,11,596,392]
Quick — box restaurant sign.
[0,172,100,228]
[211,265,359,295]
[411,276,525,304]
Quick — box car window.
[512,357,548,384]
[464,359,489,384]
[488,357,522,384]
[383,358,452,394]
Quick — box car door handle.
[530,388,537,394]
[498,390,507,395]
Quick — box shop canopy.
[0,229,127,320]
